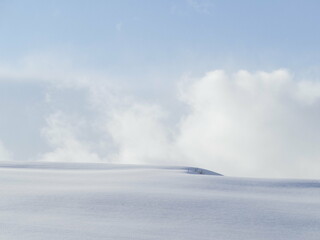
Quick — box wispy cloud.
[187,0,215,14]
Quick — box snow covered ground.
[0,162,319,240]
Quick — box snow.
[0,162,319,240]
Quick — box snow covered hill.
[0,162,319,240]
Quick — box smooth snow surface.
[0,162,319,240]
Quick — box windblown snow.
[0,162,319,240]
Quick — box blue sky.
[2,0,320,74]
[1,0,320,178]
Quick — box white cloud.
[103,69,320,178]
[1,55,320,178]
[175,69,320,178]
[0,53,115,90]
[40,112,101,162]
[106,103,181,165]
[295,80,320,104]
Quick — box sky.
[1,0,320,178]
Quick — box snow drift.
[0,162,319,240]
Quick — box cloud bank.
[100,69,320,178]
[1,57,320,178]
